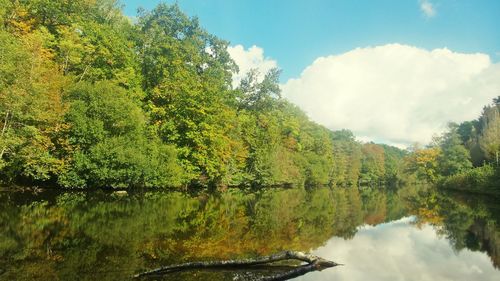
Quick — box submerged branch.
[133,250,340,280]
[260,263,331,281]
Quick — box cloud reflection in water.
[299,217,499,281]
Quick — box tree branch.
[133,251,340,279]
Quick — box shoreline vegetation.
[0,1,498,194]
[440,164,500,195]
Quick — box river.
[0,185,499,280]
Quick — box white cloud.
[420,0,436,18]
[227,45,278,88]
[282,44,500,147]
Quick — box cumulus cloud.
[227,45,278,88]
[420,0,436,18]
[302,217,498,281]
[281,44,500,147]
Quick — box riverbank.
[439,165,500,196]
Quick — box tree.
[478,105,500,164]
[437,123,473,176]
[59,81,184,188]
[137,4,242,186]
[456,120,479,146]
[404,145,441,182]
[0,28,68,182]
[331,130,362,186]
[3,0,141,88]
[236,68,282,111]
[360,143,386,184]
[381,144,407,185]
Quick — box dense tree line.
[0,0,405,189]
[404,97,500,194]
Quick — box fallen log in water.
[133,250,341,280]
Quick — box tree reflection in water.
[0,185,498,280]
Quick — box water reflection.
[302,217,499,281]
[0,186,498,280]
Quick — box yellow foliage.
[5,5,35,35]
[404,146,442,182]
[415,207,444,228]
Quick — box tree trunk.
[0,111,10,159]
[1,111,9,136]
[133,251,340,280]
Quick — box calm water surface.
[0,186,498,280]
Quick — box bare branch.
[133,251,340,280]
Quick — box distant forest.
[0,1,498,191]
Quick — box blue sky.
[122,0,500,81]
